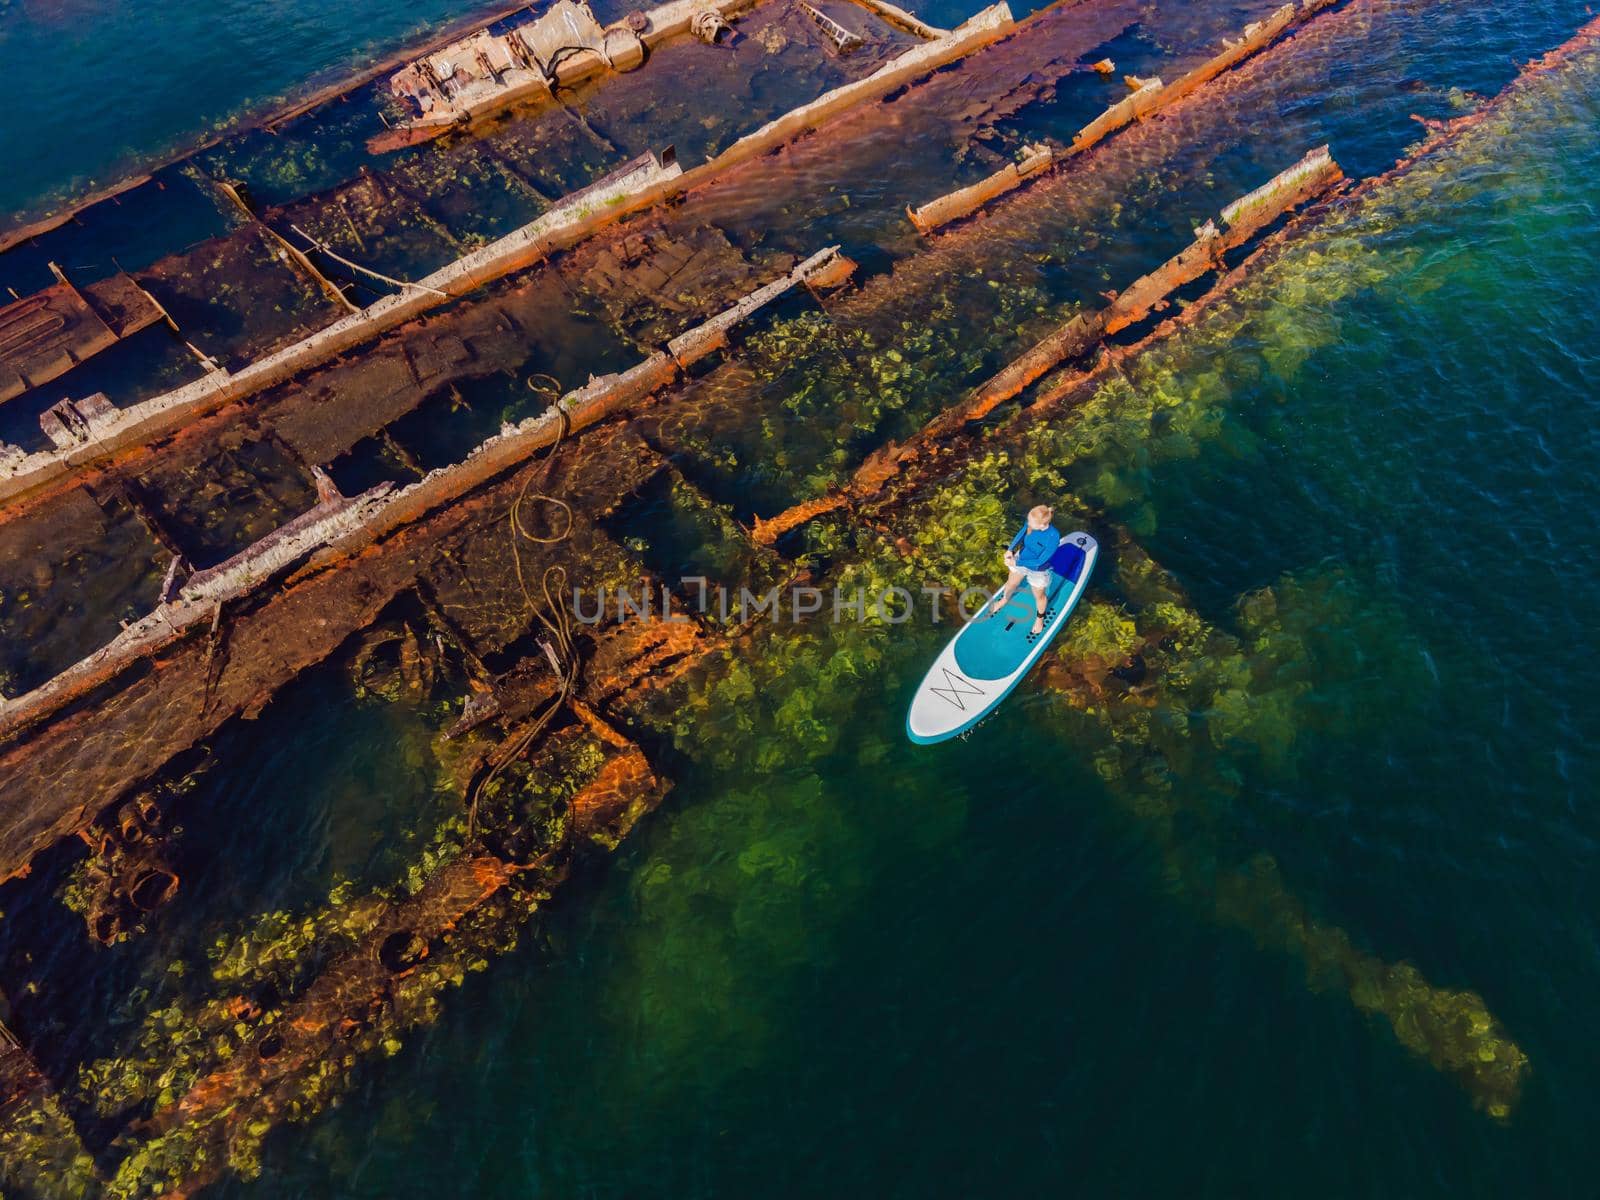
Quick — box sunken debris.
[907,0,1341,233]
[754,144,1344,543]
[0,247,855,881]
[376,0,758,151]
[1,7,1592,1195]
[0,269,167,405]
[0,3,1014,514]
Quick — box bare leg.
[1029,584,1048,635]
[988,567,1028,616]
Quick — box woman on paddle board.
[989,504,1061,635]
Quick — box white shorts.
[1015,565,1051,590]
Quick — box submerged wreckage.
[2,0,1594,1192]
[375,0,754,150]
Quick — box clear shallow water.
[224,20,1596,1200]
[1,0,1598,1196]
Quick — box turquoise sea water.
[2,0,1598,1196]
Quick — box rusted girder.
[205,177,362,316]
[797,1,864,54]
[953,146,1341,422]
[0,480,394,748]
[904,142,1054,235]
[838,0,945,40]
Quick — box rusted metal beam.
[0,483,393,748]
[797,1,864,54]
[203,177,362,316]
[904,142,1054,234]
[837,0,945,39]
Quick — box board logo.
[930,668,984,710]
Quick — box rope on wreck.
[464,395,580,841]
[288,223,449,298]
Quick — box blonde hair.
[1028,504,1055,523]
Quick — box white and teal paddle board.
[906,531,1097,745]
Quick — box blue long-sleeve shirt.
[1009,523,1061,570]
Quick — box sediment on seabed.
[2,8,1595,1196]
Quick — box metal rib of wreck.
[0,3,1014,517]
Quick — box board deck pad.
[907,531,1097,744]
